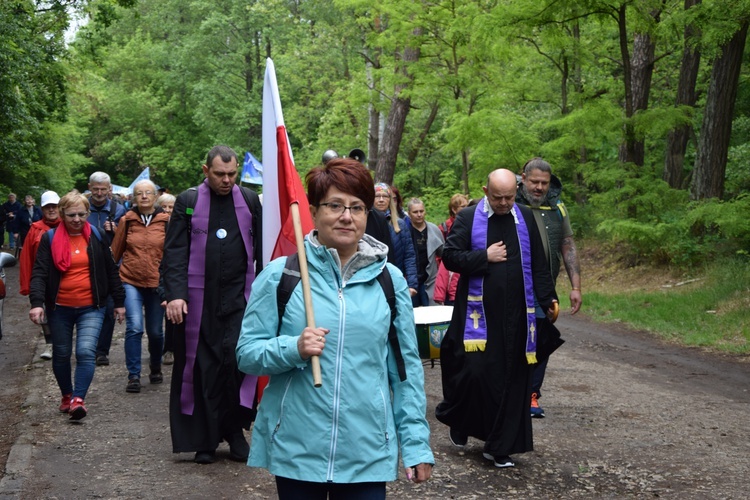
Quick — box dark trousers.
[411,281,430,308]
[163,319,176,353]
[95,295,115,356]
[531,355,549,397]
[275,477,385,500]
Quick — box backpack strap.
[107,200,120,223]
[276,253,302,336]
[274,255,406,381]
[184,187,199,235]
[376,266,406,382]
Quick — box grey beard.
[521,185,544,207]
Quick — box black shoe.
[149,365,163,384]
[126,378,141,393]
[226,433,250,462]
[194,451,216,464]
[449,427,468,448]
[482,452,515,468]
[95,354,109,366]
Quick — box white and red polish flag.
[262,58,314,266]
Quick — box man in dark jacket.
[2,194,21,250]
[87,172,127,367]
[16,195,43,251]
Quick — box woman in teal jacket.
[237,158,433,499]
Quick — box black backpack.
[276,253,407,382]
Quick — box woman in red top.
[28,190,125,420]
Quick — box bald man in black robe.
[436,169,557,468]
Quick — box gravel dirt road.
[0,264,748,499]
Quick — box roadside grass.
[558,244,750,355]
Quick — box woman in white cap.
[19,191,62,360]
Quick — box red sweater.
[433,260,459,304]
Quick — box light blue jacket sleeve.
[236,257,309,375]
[384,263,435,468]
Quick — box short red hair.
[306,158,374,209]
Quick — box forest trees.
[0,0,69,194]
[2,0,749,264]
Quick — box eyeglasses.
[64,212,89,219]
[319,202,368,217]
[374,194,390,199]
[134,191,155,197]
[89,188,109,194]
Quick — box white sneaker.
[40,346,53,360]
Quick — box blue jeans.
[123,284,164,379]
[48,305,105,399]
[275,477,385,500]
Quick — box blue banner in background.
[242,152,263,185]
[127,167,151,193]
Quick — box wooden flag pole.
[290,202,322,387]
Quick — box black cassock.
[436,203,556,458]
[163,187,262,454]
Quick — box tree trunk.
[367,103,380,171]
[374,28,422,185]
[366,50,381,171]
[375,95,410,184]
[618,7,659,166]
[405,101,439,168]
[573,21,587,204]
[663,0,701,189]
[691,22,749,200]
[366,22,382,171]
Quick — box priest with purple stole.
[436,169,557,469]
[163,145,263,465]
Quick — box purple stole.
[180,180,258,415]
[464,200,538,364]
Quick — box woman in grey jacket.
[237,159,433,499]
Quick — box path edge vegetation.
[562,240,750,356]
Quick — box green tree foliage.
[0,0,69,196]
[3,0,748,266]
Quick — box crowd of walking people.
[8,146,581,498]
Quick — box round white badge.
[216,228,227,239]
